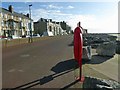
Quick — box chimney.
[26,13,30,18]
[49,19,52,22]
[8,5,14,13]
[41,18,43,21]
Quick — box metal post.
[29,4,32,43]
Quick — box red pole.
[79,33,83,81]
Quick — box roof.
[0,7,33,21]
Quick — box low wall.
[2,37,51,48]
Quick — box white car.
[33,34,41,38]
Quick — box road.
[3,35,78,89]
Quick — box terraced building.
[0,5,34,38]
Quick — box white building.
[0,5,34,38]
[34,18,64,36]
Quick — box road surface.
[3,35,77,89]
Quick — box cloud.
[67,5,74,9]
[31,9,86,29]
[47,10,61,13]
[23,6,117,33]
[47,4,63,9]
[31,8,72,22]
[24,0,33,4]
[48,4,56,8]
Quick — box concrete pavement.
[83,49,120,82]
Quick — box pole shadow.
[51,59,78,73]
[10,59,78,90]
[40,59,78,85]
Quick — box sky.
[1,1,118,33]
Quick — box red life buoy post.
[74,22,84,82]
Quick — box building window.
[19,17,21,21]
[28,23,31,30]
[4,14,7,18]
[11,30,15,35]
[19,22,22,29]
[9,21,14,28]
[11,15,13,19]
[7,14,10,18]
[1,20,4,26]
[13,22,16,28]
[49,26,52,31]
[0,13,2,18]
[6,22,8,27]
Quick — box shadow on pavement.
[51,59,78,73]
[82,55,113,65]
[40,59,78,85]
[11,59,78,90]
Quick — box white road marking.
[18,70,24,72]
[20,54,30,58]
[8,69,24,72]
[8,69,16,72]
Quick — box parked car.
[12,36,22,39]
[33,34,40,37]
[0,36,7,39]
[21,35,26,38]
[0,36,12,40]
[26,35,30,38]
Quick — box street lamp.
[29,4,32,43]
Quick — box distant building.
[0,5,34,38]
[83,29,88,34]
[60,21,66,30]
[60,21,71,34]
[34,18,64,36]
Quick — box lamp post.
[29,4,32,43]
